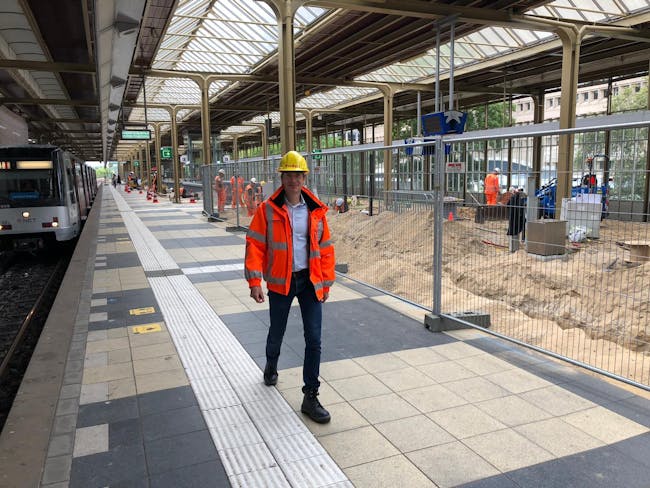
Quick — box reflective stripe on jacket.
[245,185,335,299]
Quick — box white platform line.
[112,189,348,488]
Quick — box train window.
[0,170,56,204]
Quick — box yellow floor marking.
[129,307,155,315]
[132,323,163,334]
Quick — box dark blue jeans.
[266,269,322,391]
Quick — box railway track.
[0,251,71,430]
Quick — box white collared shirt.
[285,194,309,272]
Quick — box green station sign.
[160,146,173,159]
[313,148,322,160]
[121,129,151,140]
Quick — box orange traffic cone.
[448,211,454,221]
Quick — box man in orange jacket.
[214,168,226,212]
[230,173,244,207]
[484,167,501,205]
[245,151,335,424]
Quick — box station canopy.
[125,0,650,143]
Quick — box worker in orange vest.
[244,178,261,216]
[484,167,501,206]
[231,174,244,207]
[214,168,226,212]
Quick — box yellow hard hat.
[278,151,309,173]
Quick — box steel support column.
[556,27,580,219]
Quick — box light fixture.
[114,14,140,36]
[22,211,30,218]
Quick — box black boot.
[301,388,331,424]
[263,363,278,386]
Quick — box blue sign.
[421,111,467,136]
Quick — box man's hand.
[321,291,329,303]
[250,286,265,303]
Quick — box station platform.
[2,184,650,488]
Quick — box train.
[0,144,98,251]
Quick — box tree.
[465,101,511,131]
[611,85,648,113]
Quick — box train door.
[61,152,81,232]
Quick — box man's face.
[281,172,306,192]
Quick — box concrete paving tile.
[133,354,183,376]
[42,455,72,485]
[108,378,137,400]
[47,433,75,458]
[87,330,108,342]
[431,342,484,360]
[142,405,207,441]
[398,384,467,413]
[56,398,79,417]
[515,418,605,457]
[106,327,128,339]
[73,424,109,457]
[427,404,507,439]
[319,358,368,381]
[131,342,177,361]
[375,414,455,453]
[376,366,437,392]
[89,311,108,322]
[59,383,82,400]
[110,418,143,449]
[456,354,515,376]
[407,441,501,488]
[138,385,197,415]
[85,337,130,354]
[274,366,303,391]
[319,426,399,468]
[417,359,476,383]
[129,329,172,348]
[82,363,133,384]
[84,351,108,369]
[463,429,555,472]
[329,374,392,401]
[135,368,189,395]
[520,384,596,416]
[443,376,510,403]
[484,367,552,394]
[350,393,420,424]
[280,383,344,411]
[91,298,108,307]
[70,444,147,487]
[303,401,370,437]
[475,395,554,427]
[344,454,436,488]
[149,460,229,488]
[52,414,78,436]
[108,348,132,364]
[392,347,447,366]
[562,406,649,444]
[145,430,218,476]
[353,353,410,374]
[80,383,108,405]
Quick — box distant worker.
[231,173,244,207]
[484,167,501,206]
[334,197,348,213]
[245,150,335,424]
[214,168,226,212]
[244,177,261,216]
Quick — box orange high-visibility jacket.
[484,173,500,195]
[245,185,335,300]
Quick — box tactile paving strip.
[114,188,351,488]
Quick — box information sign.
[121,129,151,140]
[160,146,172,159]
